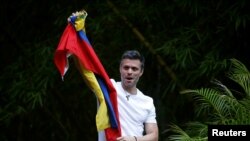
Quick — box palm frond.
[168,123,208,141]
[211,79,234,98]
[184,122,208,137]
[168,124,192,141]
[181,89,231,119]
[228,58,250,97]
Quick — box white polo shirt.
[98,79,157,140]
[111,79,157,136]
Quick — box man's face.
[120,59,143,89]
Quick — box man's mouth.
[126,77,133,80]
[125,77,133,83]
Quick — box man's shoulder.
[110,78,116,84]
[110,78,120,86]
[137,89,154,102]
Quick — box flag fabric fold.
[53,10,121,141]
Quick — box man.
[59,11,158,141]
[107,50,159,141]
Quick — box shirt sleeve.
[145,100,157,123]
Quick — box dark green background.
[1,0,249,140]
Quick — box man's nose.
[127,68,133,73]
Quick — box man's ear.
[139,69,144,76]
[119,66,122,74]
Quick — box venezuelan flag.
[54,10,121,141]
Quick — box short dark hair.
[120,50,145,70]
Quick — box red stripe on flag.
[54,23,121,140]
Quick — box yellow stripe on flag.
[75,58,110,131]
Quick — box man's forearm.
[136,132,158,141]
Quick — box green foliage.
[0,0,249,141]
[227,59,250,96]
[0,42,54,118]
[168,59,250,140]
[168,122,208,141]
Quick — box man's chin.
[122,79,135,86]
[126,83,135,88]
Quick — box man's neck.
[122,85,137,95]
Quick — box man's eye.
[124,66,129,70]
[132,68,138,71]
